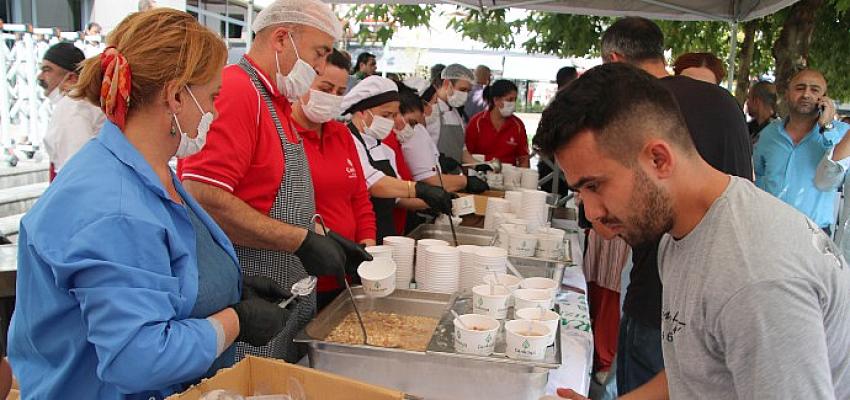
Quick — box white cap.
[341,76,399,115]
[252,0,343,41]
[403,76,430,96]
[441,63,474,82]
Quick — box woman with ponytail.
[464,79,530,167]
[9,9,294,399]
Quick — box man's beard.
[619,168,675,247]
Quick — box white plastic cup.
[453,313,500,355]
[472,284,511,319]
[357,259,397,298]
[513,288,554,310]
[515,307,560,346]
[507,218,529,232]
[482,273,522,307]
[508,232,538,257]
[520,277,559,298]
[534,234,564,260]
[365,245,394,260]
[520,168,539,190]
[504,319,552,361]
[505,190,524,213]
[452,195,476,216]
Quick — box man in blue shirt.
[753,68,850,233]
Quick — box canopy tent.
[324,0,800,89]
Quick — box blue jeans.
[616,313,665,396]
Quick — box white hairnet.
[252,0,343,41]
[440,64,474,82]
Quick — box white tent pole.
[246,0,254,50]
[727,21,737,91]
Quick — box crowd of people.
[4,0,850,399]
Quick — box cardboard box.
[169,356,404,400]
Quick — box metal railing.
[0,24,104,166]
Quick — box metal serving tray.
[295,288,559,400]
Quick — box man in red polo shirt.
[178,0,370,363]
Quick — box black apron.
[234,57,316,363]
[349,122,398,243]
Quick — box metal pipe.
[246,0,254,50]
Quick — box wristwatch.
[824,121,835,131]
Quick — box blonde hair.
[73,9,227,115]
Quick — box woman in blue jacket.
[8,9,296,399]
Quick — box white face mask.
[448,86,469,108]
[275,33,317,102]
[425,107,440,127]
[499,101,516,117]
[301,89,343,124]
[396,123,415,143]
[173,87,214,159]
[364,111,394,140]
[46,73,70,104]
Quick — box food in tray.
[324,311,439,351]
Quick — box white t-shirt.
[44,95,106,172]
[401,125,439,181]
[351,132,399,189]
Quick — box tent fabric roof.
[326,0,798,22]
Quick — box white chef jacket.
[401,124,439,181]
[351,131,400,189]
[44,95,106,172]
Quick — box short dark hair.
[749,80,776,111]
[86,22,101,31]
[534,63,695,163]
[556,66,578,88]
[601,17,665,64]
[353,52,375,73]
[430,64,446,87]
[483,79,518,108]
[397,83,425,115]
[327,48,352,72]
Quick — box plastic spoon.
[277,275,318,309]
[451,309,470,330]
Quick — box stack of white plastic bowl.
[505,190,524,214]
[495,223,526,249]
[473,246,508,283]
[483,198,511,230]
[519,190,550,231]
[382,236,416,288]
[490,212,516,231]
[502,165,521,189]
[457,245,482,290]
[520,168,539,189]
[418,245,461,293]
[414,239,449,286]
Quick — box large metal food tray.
[295,288,558,400]
[407,224,573,282]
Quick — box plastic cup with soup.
[513,288,554,310]
[504,319,552,361]
[520,277,559,298]
[472,284,511,319]
[515,307,560,346]
[357,258,397,298]
[453,313,500,356]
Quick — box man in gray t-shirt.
[534,63,850,399]
[659,177,850,399]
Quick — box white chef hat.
[252,0,343,41]
[441,63,474,82]
[402,76,430,96]
[341,76,400,115]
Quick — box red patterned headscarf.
[99,46,132,130]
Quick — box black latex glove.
[464,175,489,194]
[327,230,373,277]
[415,181,455,215]
[241,275,291,303]
[294,230,347,279]
[474,164,493,173]
[438,153,461,174]
[233,297,293,347]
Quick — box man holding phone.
[753,68,850,235]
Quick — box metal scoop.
[311,214,369,346]
[278,275,317,309]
